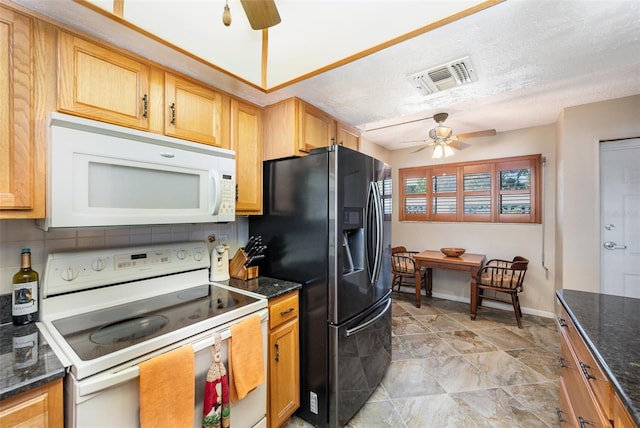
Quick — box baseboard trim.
[430,291,555,319]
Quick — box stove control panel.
[42,241,210,297]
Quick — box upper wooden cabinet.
[0,6,51,219]
[298,101,335,153]
[336,121,361,151]
[231,99,263,214]
[165,72,227,147]
[58,31,156,131]
[263,97,360,160]
[0,7,32,213]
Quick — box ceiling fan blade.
[411,145,430,153]
[240,0,281,30]
[365,116,435,132]
[447,140,472,150]
[399,139,429,144]
[456,129,496,140]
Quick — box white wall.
[390,125,557,317]
[556,94,640,293]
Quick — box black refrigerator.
[249,145,392,428]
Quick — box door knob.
[603,241,627,250]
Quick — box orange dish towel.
[139,345,195,428]
[229,314,264,402]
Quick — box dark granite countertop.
[0,322,66,401]
[556,289,640,425]
[224,276,301,300]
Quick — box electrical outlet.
[218,235,228,246]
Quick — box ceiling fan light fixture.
[435,125,452,139]
[432,144,444,159]
[443,144,455,157]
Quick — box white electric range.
[37,241,268,428]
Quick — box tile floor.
[284,293,561,428]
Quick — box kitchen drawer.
[612,391,637,428]
[269,292,299,330]
[558,377,578,427]
[558,307,612,415]
[560,335,612,427]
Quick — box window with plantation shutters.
[399,154,541,224]
[400,169,428,221]
[378,176,393,220]
[463,164,493,222]
[431,167,457,221]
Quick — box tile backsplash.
[0,218,249,323]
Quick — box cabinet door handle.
[557,356,568,368]
[280,308,294,316]
[556,407,566,423]
[578,416,594,427]
[274,342,279,363]
[170,102,176,124]
[142,94,148,118]
[579,362,596,380]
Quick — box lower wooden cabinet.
[557,305,635,427]
[0,379,63,427]
[267,291,300,428]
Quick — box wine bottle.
[12,322,39,378]
[12,248,39,325]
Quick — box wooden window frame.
[430,165,458,222]
[399,154,541,224]
[399,167,428,221]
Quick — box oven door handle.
[78,329,230,397]
[77,307,268,398]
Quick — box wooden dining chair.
[391,246,430,307]
[475,256,529,328]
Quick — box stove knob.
[61,267,78,281]
[176,250,186,260]
[92,258,106,271]
[194,251,202,262]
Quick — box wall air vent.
[407,56,478,96]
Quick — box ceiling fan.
[239,0,281,30]
[370,113,496,158]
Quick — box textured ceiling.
[10,0,640,151]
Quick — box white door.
[600,138,640,298]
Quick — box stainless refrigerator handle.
[365,181,374,280]
[371,181,384,283]
[345,297,391,337]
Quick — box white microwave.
[37,113,235,230]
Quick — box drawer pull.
[579,362,596,380]
[578,416,594,427]
[557,356,568,368]
[557,317,568,327]
[280,307,294,316]
[556,407,567,423]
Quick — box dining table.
[413,250,487,318]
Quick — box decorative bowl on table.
[440,247,466,257]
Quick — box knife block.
[229,249,259,280]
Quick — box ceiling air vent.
[407,56,478,96]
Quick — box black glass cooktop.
[52,284,259,361]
